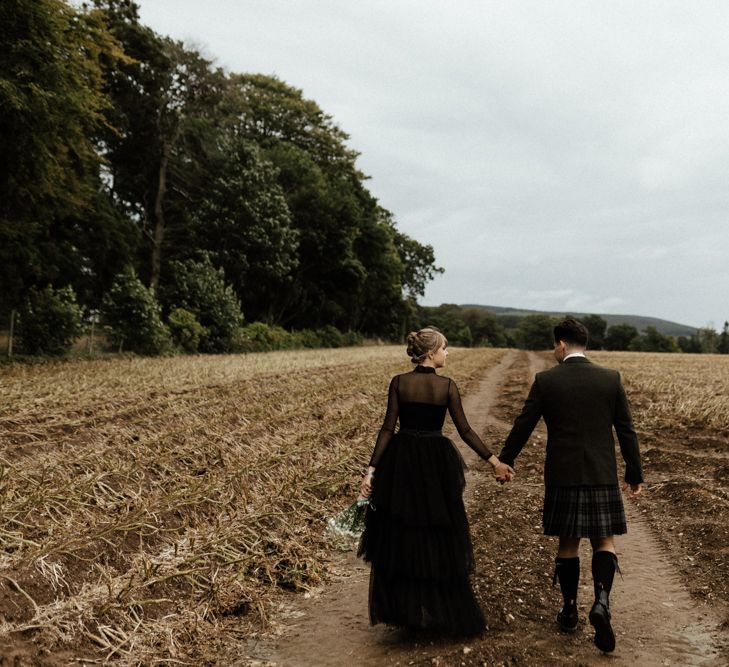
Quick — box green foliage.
[261,137,367,330]
[417,304,472,347]
[696,328,719,354]
[0,0,126,311]
[677,335,702,354]
[350,208,405,338]
[161,257,243,353]
[102,268,172,355]
[17,286,84,356]
[233,322,356,352]
[189,140,299,320]
[223,78,443,336]
[718,322,729,354]
[581,314,607,350]
[222,78,367,330]
[629,326,678,353]
[57,193,141,310]
[2,2,445,351]
[223,73,358,171]
[677,327,725,354]
[415,304,512,348]
[318,325,344,348]
[168,308,206,353]
[95,3,227,290]
[294,329,325,349]
[233,322,296,353]
[516,314,557,350]
[391,224,444,300]
[605,324,639,351]
[460,308,507,347]
[495,314,523,329]
[342,330,364,347]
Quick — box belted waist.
[398,428,443,438]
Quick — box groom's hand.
[622,482,643,498]
[493,461,515,485]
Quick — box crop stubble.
[591,352,729,625]
[0,346,506,664]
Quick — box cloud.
[137,0,729,328]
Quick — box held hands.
[622,482,643,498]
[489,456,515,485]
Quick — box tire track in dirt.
[244,351,521,667]
[606,504,725,665]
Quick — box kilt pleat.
[543,485,627,538]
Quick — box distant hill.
[460,304,697,338]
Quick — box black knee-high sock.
[592,551,618,600]
[554,557,580,608]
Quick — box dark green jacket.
[498,357,643,486]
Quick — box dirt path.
[518,353,726,666]
[608,503,722,665]
[245,351,727,666]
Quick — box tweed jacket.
[498,357,643,486]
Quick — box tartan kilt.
[543,485,627,538]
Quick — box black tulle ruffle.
[358,432,484,634]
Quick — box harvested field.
[591,352,729,431]
[249,350,728,667]
[2,348,728,665]
[0,346,507,664]
[247,352,729,667]
[591,352,729,624]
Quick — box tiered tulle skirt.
[357,432,485,634]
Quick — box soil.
[242,351,729,667]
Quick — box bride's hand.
[492,460,515,484]
[360,469,375,498]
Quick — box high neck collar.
[414,365,436,374]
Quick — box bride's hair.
[406,326,448,364]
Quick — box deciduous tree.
[0,0,124,313]
[605,324,639,351]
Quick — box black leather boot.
[589,551,618,652]
[553,556,579,631]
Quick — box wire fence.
[2,310,107,359]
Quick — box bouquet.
[326,497,374,539]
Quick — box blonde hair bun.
[406,327,447,364]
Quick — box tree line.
[416,306,729,354]
[1,0,442,356]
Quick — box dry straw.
[0,346,505,663]
[591,352,729,431]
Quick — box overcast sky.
[137,0,729,328]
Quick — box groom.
[498,318,643,653]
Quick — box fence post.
[7,309,15,358]
[87,310,98,354]
[87,319,95,354]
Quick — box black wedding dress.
[358,365,492,635]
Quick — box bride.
[357,327,513,634]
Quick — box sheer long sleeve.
[369,375,400,467]
[447,380,492,462]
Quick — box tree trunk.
[149,141,171,294]
[87,318,95,354]
[7,309,15,357]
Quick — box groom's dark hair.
[553,318,589,347]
